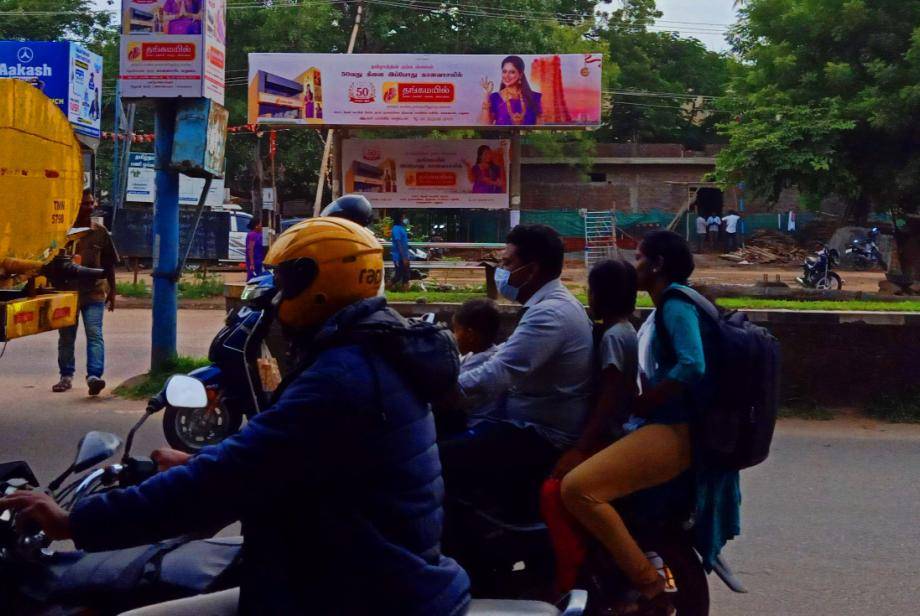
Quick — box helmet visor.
[272,257,319,300]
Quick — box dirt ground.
[117,254,887,294]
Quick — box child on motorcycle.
[452,298,505,427]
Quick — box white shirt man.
[723,212,742,251]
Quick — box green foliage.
[114,355,211,399]
[714,0,920,217]
[116,280,150,298]
[865,386,920,423]
[779,400,835,420]
[0,0,114,42]
[117,274,224,299]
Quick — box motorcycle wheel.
[163,398,242,453]
[581,538,709,616]
[816,272,842,290]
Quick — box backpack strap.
[653,285,719,365]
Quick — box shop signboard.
[119,0,225,103]
[0,41,102,138]
[126,152,224,205]
[248,53,602,128]
[342,139,509,209]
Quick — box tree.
[713,0,920,285]
[596,0,732,146]
[0,0,114,42]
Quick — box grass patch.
[116,280,151,298]
[116,274,224,300]
[114,355,211,400]
[716,298,920,312]
[865,387,920,423]
[779,400,835,421]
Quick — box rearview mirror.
[73,431,122,473]
[165,375,208,410]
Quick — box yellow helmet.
[264,217,383,330]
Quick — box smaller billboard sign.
[119,0,225,103]
[126,152,225,205]
[0,41,102,139]
[342,139,509,209]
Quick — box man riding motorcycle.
[0,217,470,615]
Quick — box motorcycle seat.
[468,600,559,615]
[468,590,588,616]
[805,256,818,265]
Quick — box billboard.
[248,53,602,128]
[119,0,225,103]
[342,139,509,209]
[126,152,225,205]
[0,41,102,139]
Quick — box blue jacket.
[70,298,470,615]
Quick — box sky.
[95,0,739,53]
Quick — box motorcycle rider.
[0,217,470,615]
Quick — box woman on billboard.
[463,145,505,194]
[480,56,543,126]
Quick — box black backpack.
[654,286,780,470]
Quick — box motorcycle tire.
[163,400,243,454]
[580,538,709,616]
[816,272,842,290]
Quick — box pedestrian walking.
[245,218,264,280]
[53,190,117,396]
[390,212,411,290]
[723,210,742,252]
[695,214,707,253]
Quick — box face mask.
[402,219,409,226]
[494,264,530,302]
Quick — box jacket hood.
[314,298,460,403]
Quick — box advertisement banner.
[126,152,224,205]
[0,41,102,139]
[120,0,224,103]
[342,139,510,209]
[248,53,602,128]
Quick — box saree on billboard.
[342,139,510,209]
[248,53,602,128]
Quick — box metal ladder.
[583,209,618,268]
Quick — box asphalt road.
[1,310,918,615]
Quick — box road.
[1,310,918,615]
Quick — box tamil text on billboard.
[119,0,225,103]
[126,152,225,205]
[248,53,602,128]
[0,41,102,139]
[342,139,509,209]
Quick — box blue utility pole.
[151,101,180,370]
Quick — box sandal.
[52,377,73,392]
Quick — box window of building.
[589,173,607,183]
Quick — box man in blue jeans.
[53,190,117,396]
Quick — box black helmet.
[320,194,374,227]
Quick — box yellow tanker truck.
[0,78,101,341]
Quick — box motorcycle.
[0,376,245,615]
[162,272,277,453]
[444,470,746,616]
[796,244,843,290]
[845,227,886,270]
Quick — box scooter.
[796,244,843,290]
[0,376,244,615]
[845,227,886,270]
[161,272,277,453]
[446,472,746,616]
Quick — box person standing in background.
[706,213,722,251]
[390,212,411,291]
[723,210,742,252]
[695,213,707,253]
[53,190,117,396]
[245,218,264,280]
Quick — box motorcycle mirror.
[72,431,122,473]
[164,375,208,410]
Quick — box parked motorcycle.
[444,468,745,616]
[796,244,843,290]
[162,272,277,453]
[845,227,886,270]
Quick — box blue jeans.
[58,302,105,378]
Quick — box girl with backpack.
[560,231,741,612]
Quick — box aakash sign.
[0,41,103,139]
